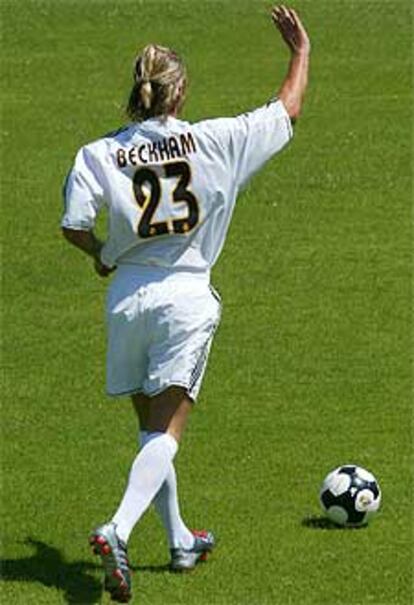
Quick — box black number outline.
[133,167,169,238]
[132,161,199,239]
[165,162,198,234]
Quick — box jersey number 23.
[132,161,199,238]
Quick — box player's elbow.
[279,89,303,122]
[283,98,302,122]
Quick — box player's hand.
[271,5,310,56]
[93,257,116,278]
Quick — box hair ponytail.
[140,81,153,110]
[127,44,186,122]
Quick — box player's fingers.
[272,9,288,32]
[272,5,297,46]
[272,5,290,20]
[272,4,283,13]
[288,8,304,32]
[272,6,292,29]
[288,8,310,49]
[273,5,286,22]
[281,5,295,25]
[288,7,298,21]
[271,6,282,22]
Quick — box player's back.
[98,116,235,273]
[62,100,293,273]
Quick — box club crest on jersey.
[116,132,197,168]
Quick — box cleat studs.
[200,552,208,562]
[96,536,106,545]
[102,544,111,555]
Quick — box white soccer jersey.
[62,99,293,272]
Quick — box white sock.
[112,432,178,543]
[140,431,195,550]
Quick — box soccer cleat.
[170,529,215,572]
[89,522,132,603]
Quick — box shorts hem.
[107,380,196,401]
[145,380,191,398]
[106,387,144,398]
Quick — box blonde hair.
[127,44,187,122]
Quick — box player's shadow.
[302,515,366,530]
[0,538,102,604]
[133,563,171,573]
[1,538,173,603]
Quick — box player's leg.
[140,281,220,571]
[143,389,216,571]
[133,393,195,550]
[91,387,191,602]
[111,386,191,540]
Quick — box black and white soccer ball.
[320,464,381,527]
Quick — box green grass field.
[2,0,413,603]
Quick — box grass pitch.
[1,1,413,604]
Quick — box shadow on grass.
[302,515,367,530]
[0,538,174,603]
[132,563,171,573]
[0,538,102,604]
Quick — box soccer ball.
[320,464,381,527]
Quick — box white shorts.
[106,264,221,401]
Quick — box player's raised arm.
[272,5,310,121]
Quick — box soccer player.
[62,5,310,603]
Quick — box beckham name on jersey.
[116,132,197,168]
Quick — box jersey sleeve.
[214,99,293,190]
[61,146,105,230]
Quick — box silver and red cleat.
[89,522,132,603]
[170,529,215,572]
